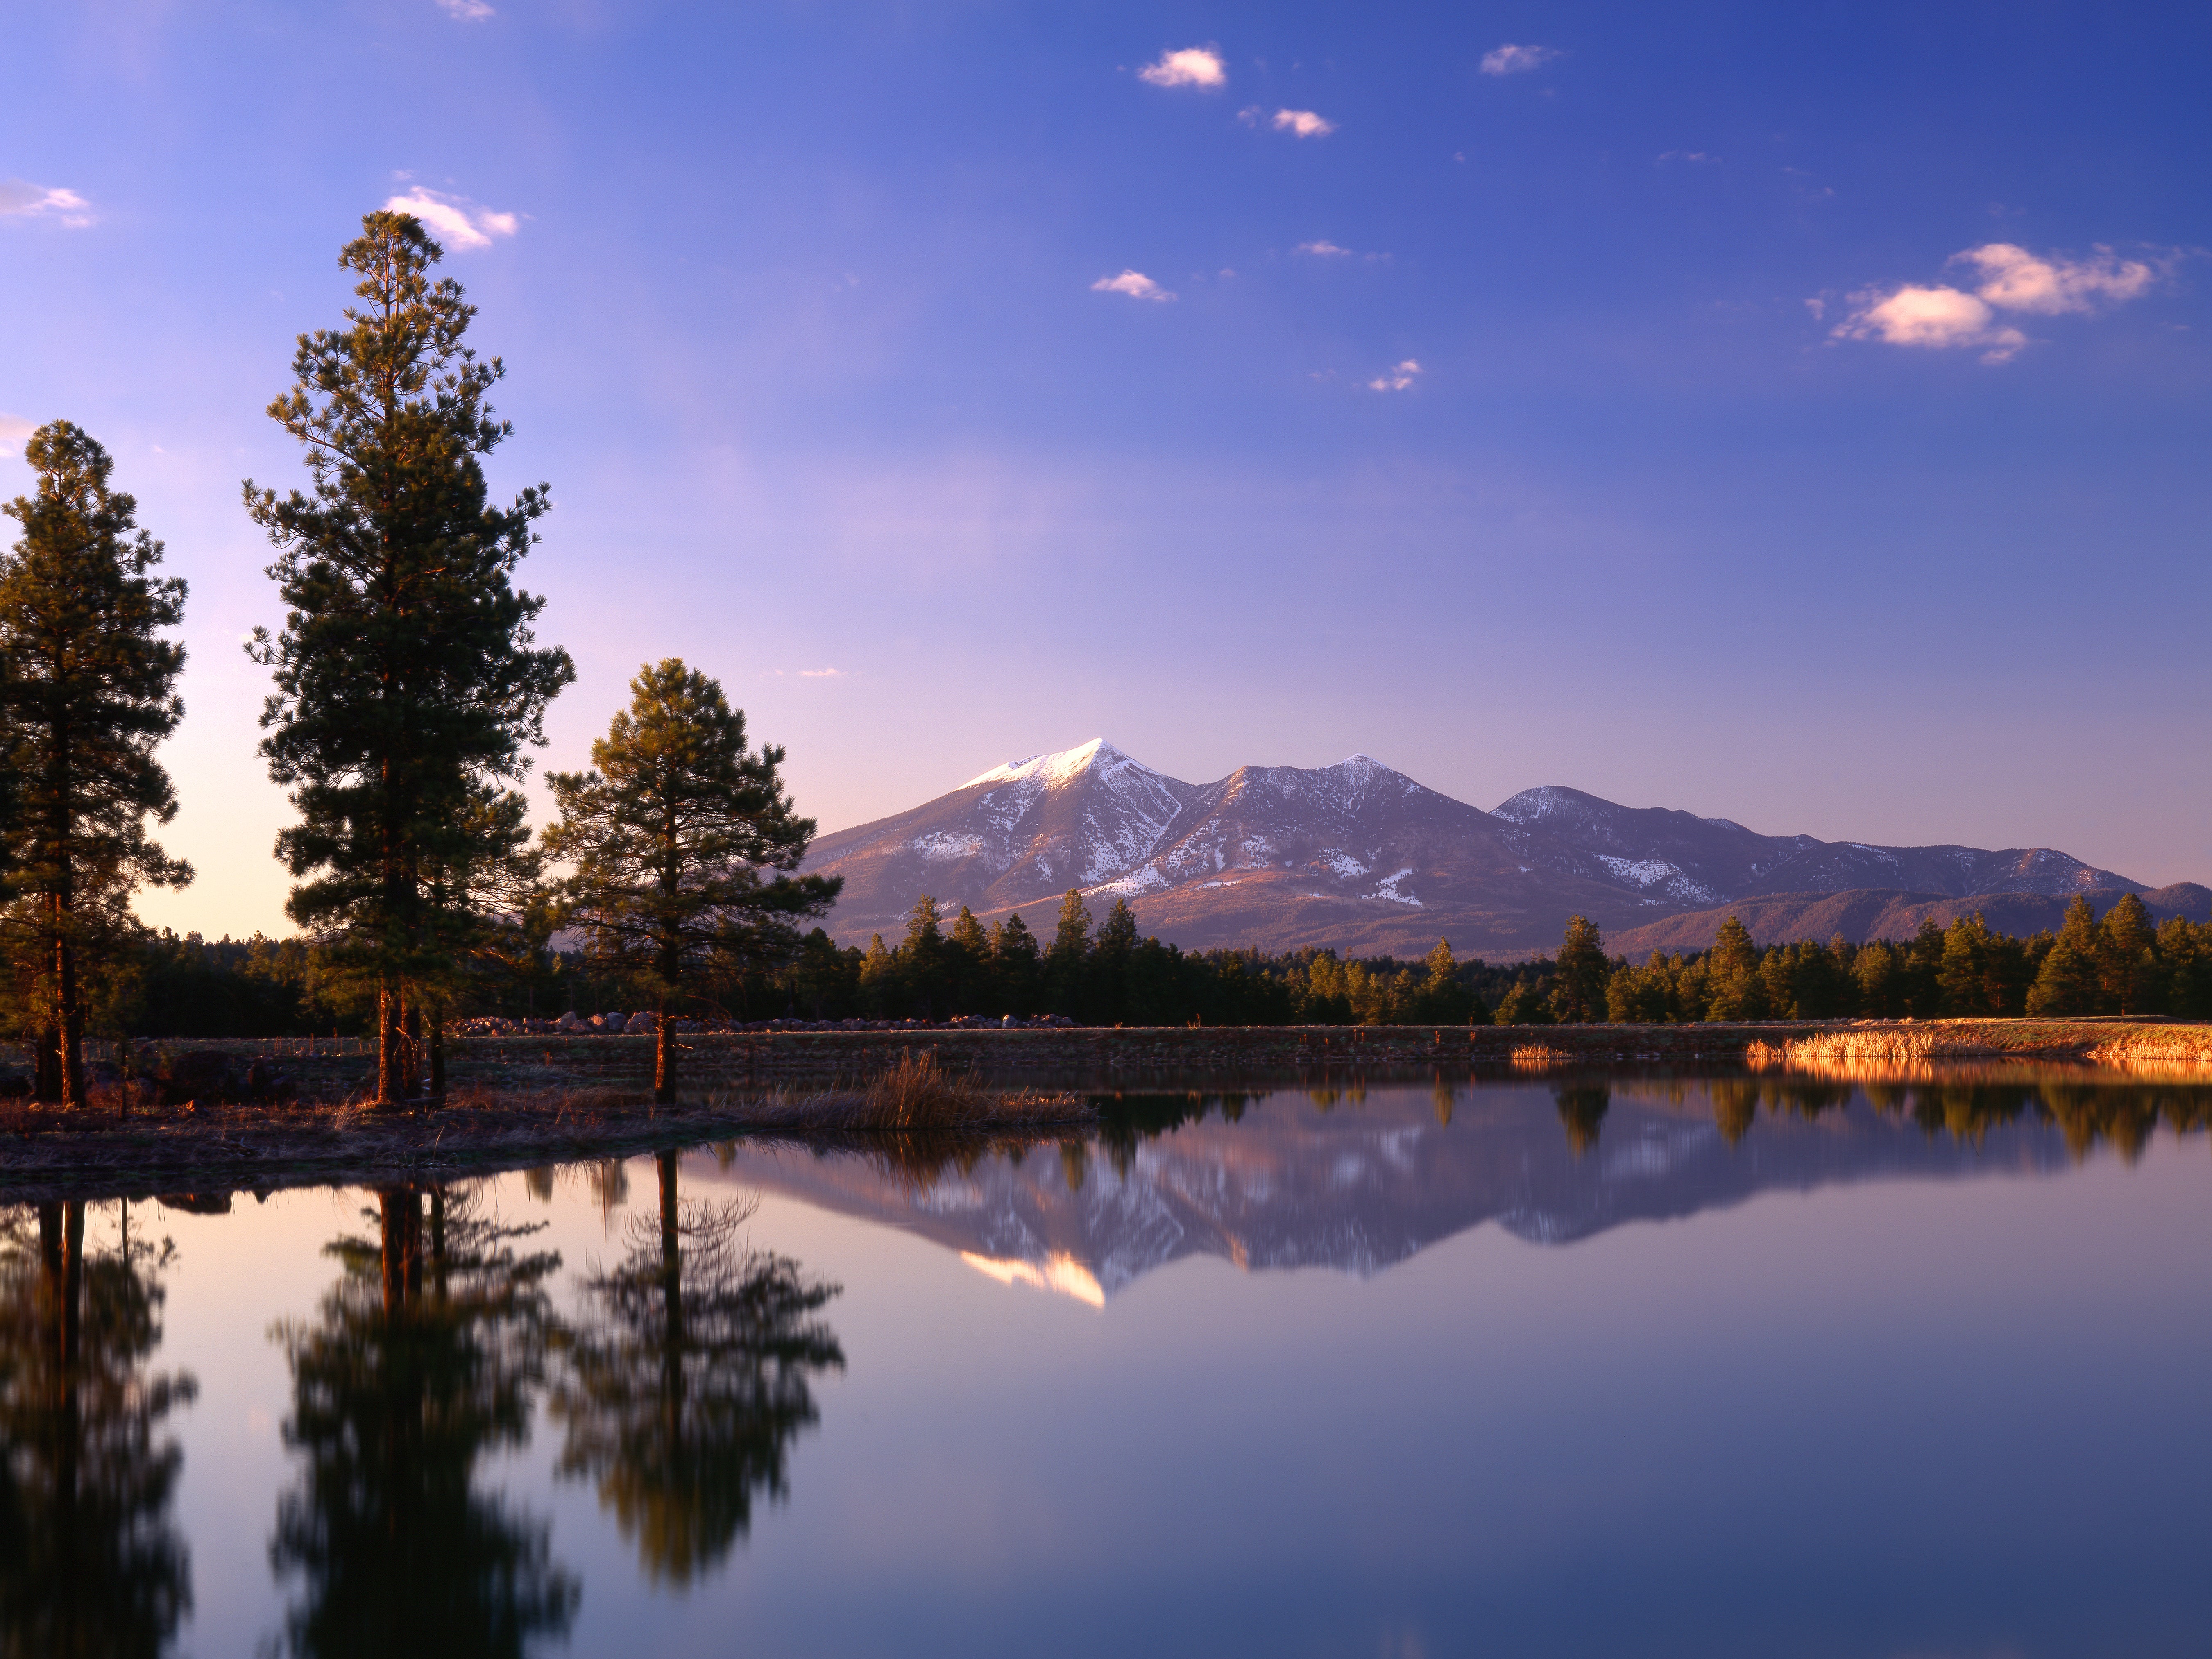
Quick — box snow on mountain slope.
[1491,784,2135,903]
[802,746,2158,956]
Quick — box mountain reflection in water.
[0,1065,2206,1658]
[709,1070,2212,1301]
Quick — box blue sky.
[3,0,2207,937]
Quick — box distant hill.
[802,740,2177,959]
[1609,884,2212,958]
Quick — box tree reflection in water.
[1554,1083,1611,1156]
[550,1151,843,1586]
[267,1185,576,1659]
[0,1199,196,1659]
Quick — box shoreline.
[2,1019,2207,1202]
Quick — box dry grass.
[1508,1044,1572,1069]
[716,1050,1095,1133]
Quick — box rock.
[556,1011,582,1032]
[602,1012,627,1033]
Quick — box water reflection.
[0,1200,196,1659]
[549,1151,843,1585]
[267,1186,576,1659]
[717,1067,2212,1301]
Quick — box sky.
[2,0,2207,938]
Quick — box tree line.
[1497,896,2212,1024]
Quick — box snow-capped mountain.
[800,741,2155,956]
[1489,784,2135,910]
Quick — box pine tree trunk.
[54,893,86,1111]
[377,982,401,1108]
[428,1018,445,1103]
[401,999,423,1102]
[33,1027,61,1105]
[654,1006,674,1105]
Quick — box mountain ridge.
[801,740,2163,957]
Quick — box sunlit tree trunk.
[55,889,86,1110]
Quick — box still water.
[5,1070,2211,1658]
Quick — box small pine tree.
[946,904,990,1015]
[2095,893,2157,1015]
[988,913,1041,1015]
[0,423,192,1106]
[1045,889,1092,1018]
[1550,916,1610,1024]
[544,661,839,1101]
[1704,916,1765,1021]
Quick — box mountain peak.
[1491,785,1601,824]
[962,738,1131,790]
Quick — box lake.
[5,1067,2210,1657]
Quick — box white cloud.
[1296,240,1352,257]
[1834,241,2168,364]
[1481,43,1559,75]
[1271,108,1336,138]
[1368,359,1421,391]
[0,413,36,448]
[1091,270,1175,302]
[0,179,93,227]
[1138,46,1225,89]
[437,0,494,16]
[1954,242,2156,314]
[382,188,519,251]
[1834,286,2026,362]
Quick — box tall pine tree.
[245,211,574,1106]
[543,660,839,1102]
[0,423,190,1106]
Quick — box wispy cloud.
[435,0,494,16]
[1296,240,1352,257]
[1832,242,2167,363]
[0,413,37,448]
[0,179,93,228]
[798,667,845,678]
[1269,108,1336,138]
[1091,270,1175,302]
[1138,46,1225,89]
[1480,43,1559,75]
[1657,150,1716,164]
[383,187,518,251]
[1368,359,1421,391]
[1954,243,2157,313]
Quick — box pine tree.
[946,904,990,1015]
[544,661,840,1102]
[0,423,191,1107]
[2026,935,2099,1016]
[1704,916,1765,1021]
[1045,889,1091,1018]
[1093,897,1139,1023]
[1938,915,1992,1016]
[245,210,574,1106]
[987,914,1040,1015]
[900,895,947,1019]
[2095,893,2158,1015]
[1550,916,1610,1024]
